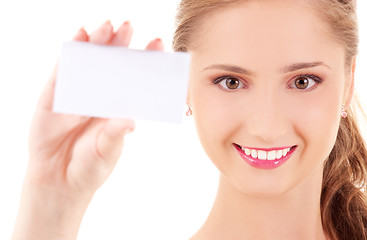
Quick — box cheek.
[289,89,342,166]
[190,82,240,160]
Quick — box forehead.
[192,0,343,70]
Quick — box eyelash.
[212,75,247,90]
[288,74,323,91]
[212,74,323,91]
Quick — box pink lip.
[246,146,294,151]
[234,144,297,169]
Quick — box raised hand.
[12,21,164,240]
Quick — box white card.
[53,41,191,123]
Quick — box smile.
[234,144,297,169]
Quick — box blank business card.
[53,41,191,123]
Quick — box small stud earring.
[186,104,192,116]
[341,103,348,118]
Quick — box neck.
[191,165,328,240]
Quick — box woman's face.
[189,0,351,196]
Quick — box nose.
[246,90,288,143]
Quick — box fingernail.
[118,21,131,32]
[101,20,112,30]
[73,27,86,39]
[155,38,162,42]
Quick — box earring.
[186,104,192,116]
[341,103,348,118]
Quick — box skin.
[188,0,354,239]
[11,21,163,240]
[11,0,356,239]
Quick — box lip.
[234,144,297,169]
[245,146,294,151]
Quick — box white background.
[0,1,366,239]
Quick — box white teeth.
[244,148,251,156]
[276,150,283,159]
[258,150,267,160]
[251,149,258,159]
[267,150,276,160]
[241,146,294,160]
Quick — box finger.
[89,20,114,44]
[72,27,89,42]
[110,21,133,46]
[37,63,57,111]
[96,118,135,165]
[145,38,164,51]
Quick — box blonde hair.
[173,0,367,239]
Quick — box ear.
[344,57,356,108]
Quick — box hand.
[29,20,164,196]
[12,21,164,240]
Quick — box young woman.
[11,0,367,239]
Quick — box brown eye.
[216,76,244,90]
[226,78,240,89]
[295,76,309,89]
[290,75,321,91]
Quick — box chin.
[222,165,303,199]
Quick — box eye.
[213,76,245,90]
[290,75,322,90]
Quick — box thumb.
[96,118,135,166]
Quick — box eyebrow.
[203,64,255,76]
[281,62,331,73]
[202,61,331,75]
